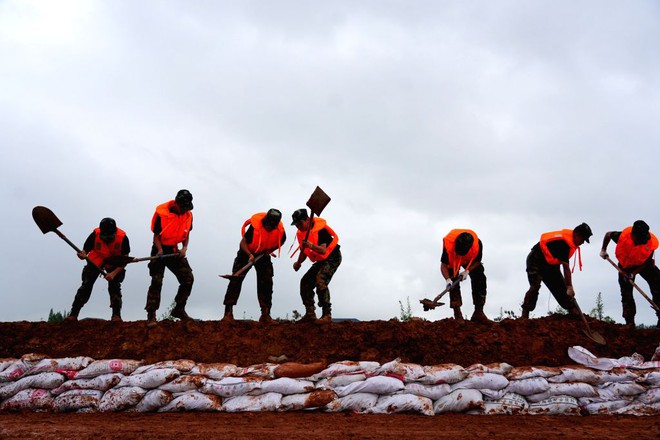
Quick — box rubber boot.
[146,310,157,327]
[319,307,332,323]
[299,306,317,323]
[625,317,636,329]
[520,309,530,319]
[453,307,464,321]
[470,306,490,324]
[221,305,235,322]
[171,305,193,321]
[65,304,81,322]
[259,307,275,324]
[111,308,122,322]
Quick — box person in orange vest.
[66,218,130,322]
[521,223,592,319]
[441,229,490,323]
[600,220,660,328]
[145,189,195,325]
[221,209,287,324]
[291,208,342,323]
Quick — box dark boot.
[146,310,157,327]
[171,305,193,321]
[299,306,317,323]
[625,317,636,328]
[520,309,530,319]
[221,305,234,322]
[319,307,332,323]
[65,305,81,322]
[453,307,464,321]
[470,306,490,323]
[111,307,122,322]
[259,310,276,324]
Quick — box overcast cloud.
[1,0,659,325]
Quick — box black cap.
[291,208,309,225]
[573,222,592,243]
[632,220,651,243]
[455,232,474,256]
[99,217,117,235]
[263,208,282,227]
[175,189,194,211]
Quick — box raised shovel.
[573,300,606,345]
[303,186,332,242]
[32,206,108,276]
[605,256,660,312]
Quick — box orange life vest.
[87,228,126,267]
[151,200,192,246]
[242,212,285,256]
[539,229,581,270]
[615,226,659,269]
[443,229,479,274]
[295,218,338,262]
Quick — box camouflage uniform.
[300,247,342,316]
[448,264,487,309]
[522,246,577,313]
[71,264,125,316]
[224,250,275,310]
[145,246,194,313]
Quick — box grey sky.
[2,0,659,325]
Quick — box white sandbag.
[315,373,366,389]
[506,377,550,396]
[479,388,508,400]
[636,371,660,385]
[132,389,173,412]
[451,372,509,391]
[132,359,196,375]
[0,358,17,373]
[335,375,404,397]
[467,363,514,375]
[368,394,434,416]
[614,401,660,415]
[595,368,639,384]
[433,389,483,414]
[526,382,597,402]
[99,386,147,412]
[0,372,65,400]
[325,392,378,413]
[158,375,207,393]
[548,366,599,384]
[400,382,451,400]
[582,399,632,414]
[76,359,143,379]
[158,391,222,412]
[189,362,240,379]
[375,359,425,382]
[51,373,123,395]
[236,363,278,378]
[253,377,314,396]
[568,346,616,371]
[596,382,646,399]
[482,392,528,415]
[311,361,381,380]
[201,377,263,397]
[116,368,180,389]
[53,389,103,412]
[507,366,561,380]
[0,388,54,411]
[0,360,28,383]
[636,387,660,404]
[280,390,337,411]
[25,356,94,376]
[222,392,282,412]
[525,395,580,415]
[418,364,468,385]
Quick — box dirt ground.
[0,315,658,439]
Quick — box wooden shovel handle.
[53,230,107,276]
[606,257,660,312]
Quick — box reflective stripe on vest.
[615,226,659,269]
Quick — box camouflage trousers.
[618,262,660,322]
[522,249,577,312]
[145,255,194,312]
[223,250,274,310]
[72,264,125,314]
[300,247,342,314]
[447,264,487,309]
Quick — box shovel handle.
[219,254,265,279]
[53,230,108,276]
[606,257,660,312]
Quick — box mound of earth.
[1,314,657,366]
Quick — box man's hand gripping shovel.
[604,256,660,312]
[419,274,464,311]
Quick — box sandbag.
[237,363,278,378]
[222,392,282,412]
[158,375,207,393]
[451,372,509,391]
[0,359,17,373]
[418,364,468,385]
[547,366,599,384]
[315,373,367,389]
[0,372,65,400]
[594,368,639,384]
[0,388,54,411]
[581,399,632,415]
[525,395,580,415]
[507,366,561,380]
[116,368,180,389]
[280,390,337,411]
[596,382,646,400]
[254,377,315,396]
[433,389,483,414]
[335,375,404,397]
[76,359,143,379]
[133,360,196,375]
[368,393,434,416]
[131,389,173,412]
[201,377,263,397]
[482,392,528,415]
[158,391,222,412]
[273,362,326,378]
[376,359,425,382]
[25,356,94,376]
[506,377,550,396]
[311,361,381,380]
[325,392,378,413]
[614,401,660,415]
[526,382,597,402]
[189,362,240,379]
[636,387,660,404]
[51,373,123,395]
[467,362,514,375]
[99,386,147,412]
[400,382,451,400]
[0,361,28,383]
[53,389,103,412]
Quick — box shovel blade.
[582,329,606,345]
[219,274,245,280]
[32,206,63,234]
[306,186,331,216]
[420,299,445,311]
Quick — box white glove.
[445,279,453,290]
[566,286,575,297]
[460,270,470,281]
[599,249,608,260]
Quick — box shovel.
[605,256,660,312]
[420,278,462,311]
[219,254,265,280]
[32,206,107,276]
[304,186,332,242]
[103,253,179,267]
[573,300,606,345]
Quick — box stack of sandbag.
[1,346,658,415]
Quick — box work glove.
[566,286,575,297]
[599,249,608,260]
[624,272,634,282]
[445,279,453,290]
[460,270,470,281]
